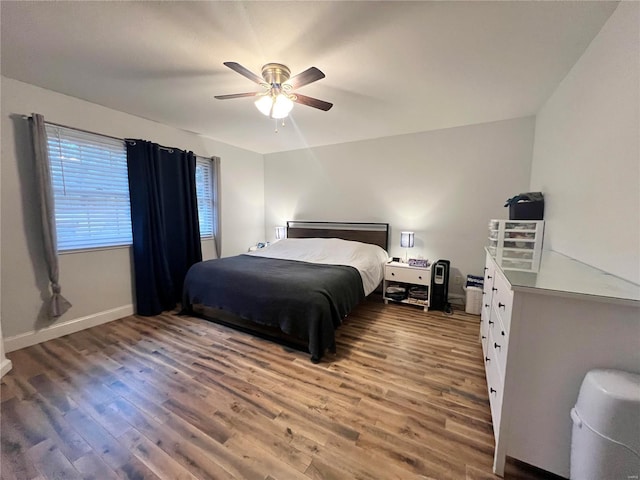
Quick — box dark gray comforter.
[181,255,365,362]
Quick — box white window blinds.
[45,124,133,251]
[195,157,214,238]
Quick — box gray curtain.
[29,113,72,319]
[212,156,222,258]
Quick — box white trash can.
[464,286,483,315]
[570,369,640,479]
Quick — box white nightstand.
[383,261,432,311]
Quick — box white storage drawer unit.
[487,220,544,272]
[480,249,640,478]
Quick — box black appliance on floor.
[430,259,450,311]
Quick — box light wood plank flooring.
[1,297,560,479]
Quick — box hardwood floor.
[1,297,559,480]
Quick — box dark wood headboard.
[286,221,389,251]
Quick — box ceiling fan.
[215,62,333,119]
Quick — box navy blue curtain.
[126,140,202,316]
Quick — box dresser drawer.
[481,295,492,325]
[489,316,507,381]
[491,269,513,334]
[484,252,496,280]
[480,313,489,352]
[482,254,496,322]
[484,343,503,439]
[385,265,430,286]
[483,253,496,296]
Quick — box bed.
[181,221,389,362]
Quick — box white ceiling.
[1,1,618,154]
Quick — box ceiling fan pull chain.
[275,118,287,133]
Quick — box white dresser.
[481,249,640,478]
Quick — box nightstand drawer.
[385,265,430,286]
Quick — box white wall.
[0,156,12,376]
[530,1,640,284]
[1,77,264,344]
[264,117,535,295]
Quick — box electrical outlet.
[454,275,462,285]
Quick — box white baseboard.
[4,304,134,353]
[0,358,13,377]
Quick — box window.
[195,157,214,238]
[45,124,132,251]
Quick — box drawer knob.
[487,275,492,280]
[418,276,422,280]
[484,267,488,271]
[501,330,505,337]
[494,342,501,350]
[485,356,491,362]
[492,287,498,292]
[484,304,489,308]
[490,387,497,394]
[488,320,494,325]
[481,335,487,340]
[498,302,505,309]
[391,272,395,276]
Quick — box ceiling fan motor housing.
[261,63,291,86]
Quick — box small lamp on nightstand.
[400,231,415,262]
[275,226,286,241]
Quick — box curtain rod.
[21,115,211,158]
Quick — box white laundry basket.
[570,369,640,480]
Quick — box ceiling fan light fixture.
[254,95,273,116]
[254,93,294,119]
[272,94,294,118]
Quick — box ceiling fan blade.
[223,62,263,84]
[214,92,258,100]
[293,93,333,111]
[287,67,325,89]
